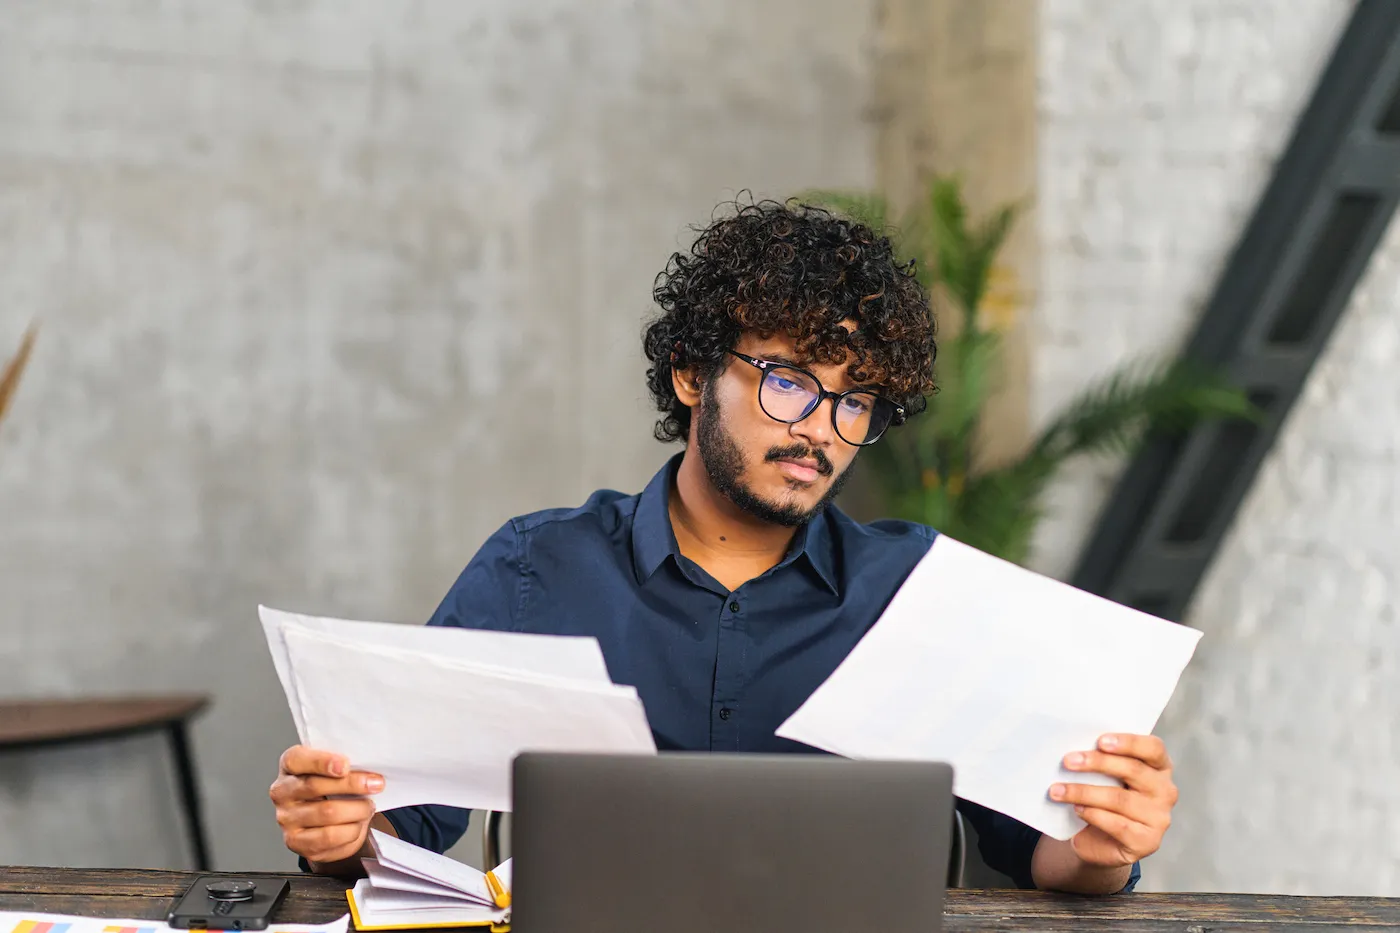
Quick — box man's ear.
[672,366,703,408]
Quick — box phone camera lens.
[207,880,257,902]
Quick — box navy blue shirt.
[382,454,1139,891]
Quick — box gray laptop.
[510,752,954,933]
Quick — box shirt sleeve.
[957,799,1141,892]
[376,520,525,854]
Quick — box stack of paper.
[777,535,1202,841]
[349,830,513,931]
[260,606,656,813]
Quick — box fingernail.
[1066,752,1085,767]
[330,759,346,777]
[1100,735,1118,750]
[1050,783,1066,800]
[1074,805,1085,814]
[365,776,385,793]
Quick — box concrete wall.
[1036,0,1400,894]
[872,0,1038,470]
[7,0,1395,896]
[0,0,878,870]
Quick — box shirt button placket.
[713,594,743,747]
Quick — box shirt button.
[719,707,733,720]
[728,601,740,613]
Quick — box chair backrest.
[482,809,505,871]
[947,809,967,888]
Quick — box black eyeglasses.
[726,350,905,447]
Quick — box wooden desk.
[4,867,1400,932]
[0,696,212,871]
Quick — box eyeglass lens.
[758,366,893,445]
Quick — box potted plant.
[806,178,1255,565]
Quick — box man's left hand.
[1049,733,1177,868]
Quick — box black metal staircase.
[1072,0,1400,621]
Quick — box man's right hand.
[270,745,385,866]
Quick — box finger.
[298,772,386,800]
[1074,806,1161,859]
[277,796,376,832]
[1063,750,1159,793]
[279,745,350,779]
[1097,734,1171,770]
[288,821,370,863]
[1049,782,1160,826]
[270,771,380,806]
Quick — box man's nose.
[790,396,836,449]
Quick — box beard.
[695,378,854,527]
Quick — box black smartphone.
[167,876,291,931]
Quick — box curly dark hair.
[643,196,936,443]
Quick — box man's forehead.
[737,333,861,383]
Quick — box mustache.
[765,444,834,476]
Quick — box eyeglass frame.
[725,349,906,447]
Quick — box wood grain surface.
[3,866,1398,932]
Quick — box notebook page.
[364,858,493,905]
[369,830,496,903]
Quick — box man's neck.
[668,448,799,586]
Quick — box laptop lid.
[510,752,953,933]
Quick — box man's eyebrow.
[756,352,867,391]
[758,352,807,368]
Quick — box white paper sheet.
[260,605,612,740]
[776,535,1202,840]
[488,858,512,894]
[277,622,656,812]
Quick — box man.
[270,199,1177,894]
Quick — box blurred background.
[1,0,1397,896]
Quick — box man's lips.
[774,458,824,483]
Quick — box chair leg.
[167,721,212,871]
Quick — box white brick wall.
[1165,220,1400,893]
[1038,0,1400,893]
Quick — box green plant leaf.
[965,203,1019,323]
[928,177,978,327]
[920,328,1001,488]
[813,174,1257,568]
[795,189,890,234]
[1032,356,1259,465]
[946,467,1048,563]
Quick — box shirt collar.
[631,453,684,583]
[631,452,841,596]
[791,509,840,595]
